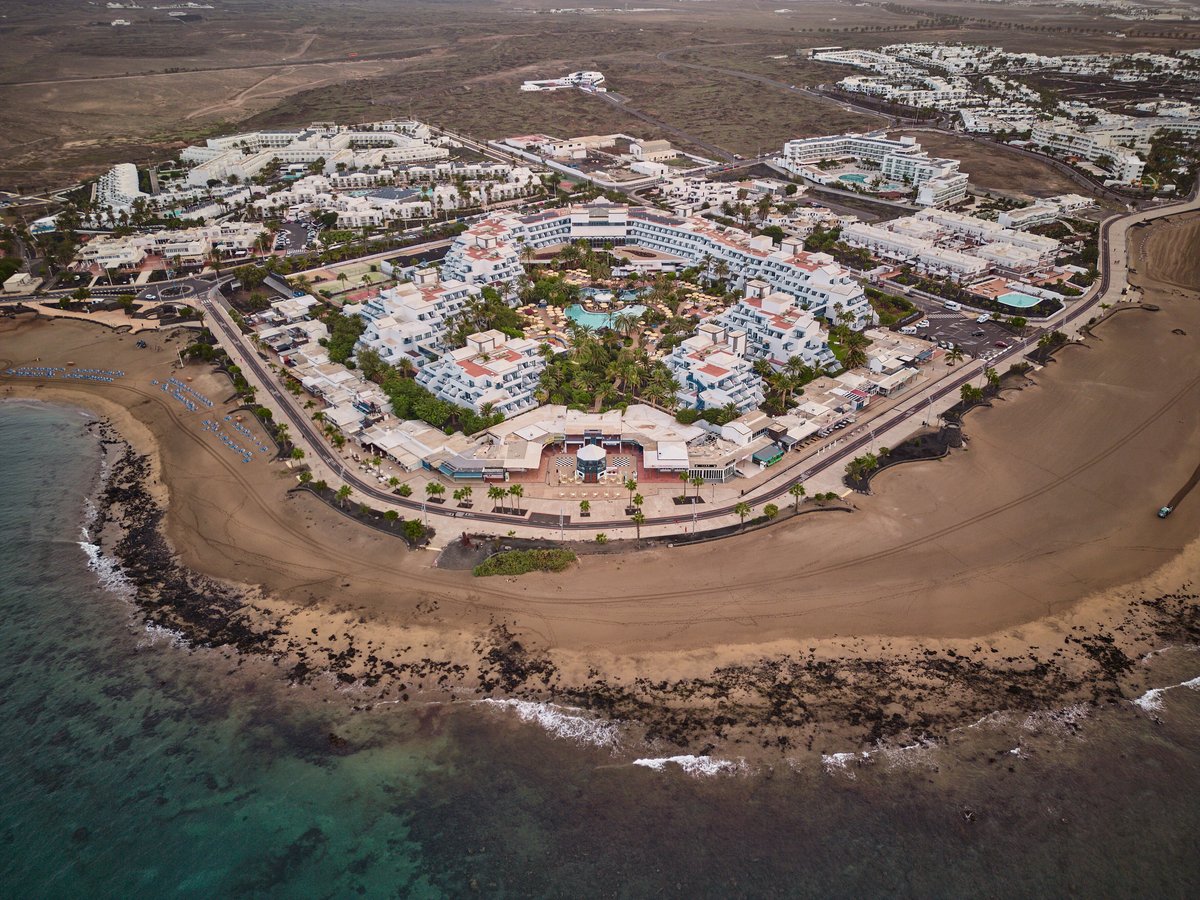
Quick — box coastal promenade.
[197,178,1200,542]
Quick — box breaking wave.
[1132,675,1200,713]
[631,755,748,777]
[477,698,623,749]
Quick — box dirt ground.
[3,0,1198,189]
[889,128,1091,200]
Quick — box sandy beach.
[2,210,1198,757]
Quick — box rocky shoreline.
[81,417,1200,763]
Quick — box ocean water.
[1,401,1198,897]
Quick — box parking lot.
[275,222,316,255]
[906,295,1022,363]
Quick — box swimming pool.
[997,291,1042,309]
[839,173,868,184]
[566,303,647,330]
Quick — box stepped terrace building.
[346,268,481,369]
[663,323,764,413]
[714,281,838,371]
[441,202,875,329]
[415,330,546,417]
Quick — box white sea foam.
[477,698,623,749]
[77,529,135,600]
[820,739,938,776]
[139,622,189,649]
[1132,675,1200,713]
[1021,702,1090,733]
[821,751,866,777]
[631,754,748,777]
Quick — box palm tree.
[678,471,690,500]
[624,477,638,509]
[631,509,646,541]
[632,493,644,511]
[579,499,590,517]
[734,501,751,529]
[425,481,445,502]
[488,485,506,509]
[690,475,704,500]
[984,367,1000,391]
[945,347,965,366]
[789,482,806,512]
[508,483,524,513]
[336,484,352,507]
[388,476,400,488]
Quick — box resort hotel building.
[776,132,970,207]
[714,280,839,371]
[663,323,764,413]
[180,121,449,187]
[76,222,267,269]
[345,267,482,369]
[415,330,547,417]
[441,202,876,329]
[95,163,148,213]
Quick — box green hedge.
[473,549,577,577]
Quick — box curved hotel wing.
[441,202,876,330]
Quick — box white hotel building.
[77,222,266,269]
[180,121,449,187]
[714,280,838,371]
[777,132,969,207]
[441,202,876,329]
[663,323,764,413]
[415,330,546,417]
[95,163,148,213]
[347,268,481,369]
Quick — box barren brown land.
[2,0,1199,189]
[2,208,1198,757]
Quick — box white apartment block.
[1030,120,1146,182]
[777,132,969,207]
[663,323,764,413]
[415,330,546,417]
[76,222,266,268]
[714,280,837,371]
[180,121,449,187]
[836,74,976,110]
[841,222,988,278]
[997,194,1093,230]
[95,163,147,213]
[810,48,918,76]
[441,203,876,329]
[348,268,482,368]
[913,209,1060,257]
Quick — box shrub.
[473,549,577,577]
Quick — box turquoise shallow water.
[1,401,1198,897]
